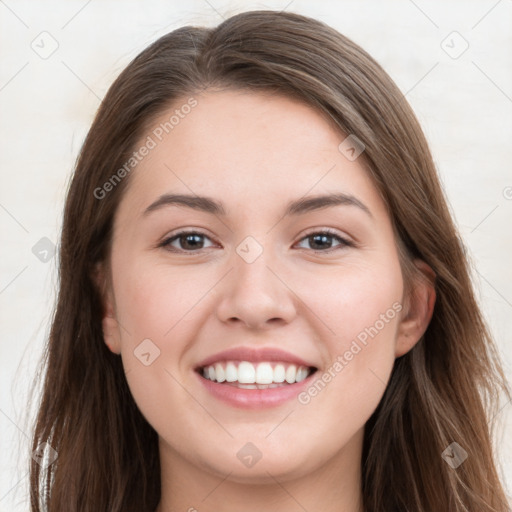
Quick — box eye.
[159,230,216,253]
[295,229,354,253]
[158,228,354,255]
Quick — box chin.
[193,439,323,484]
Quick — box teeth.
[285,364,296,384]
[238,361,256,383]
[255,362,274,384]
[273,364,285,383]
[215,363,225,383]
[225,362,237,382]
[296,367,308,382]
[200,361,313,385]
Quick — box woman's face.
[100,89,432,484]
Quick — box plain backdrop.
[1,1,511,510]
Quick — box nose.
[214,247,297,331]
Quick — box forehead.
[116,89,385,222]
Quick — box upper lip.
[195,346,317,369]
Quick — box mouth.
[196,361,318,388]
[194,360,318,409]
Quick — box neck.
[155,429,365,512]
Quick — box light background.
[1,0,511,509]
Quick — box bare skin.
[97,89,435,512]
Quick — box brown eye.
[295,230,353,252]
[160,231,215,253]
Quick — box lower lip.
[195,370,317,409]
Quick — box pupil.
[182,234,203,249]
[310,234,331,250]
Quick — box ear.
[395,259,436,358]
[92,262,122,355]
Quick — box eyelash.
[158,228,355,255]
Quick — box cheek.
[111,255,222,417]
[113,255,211,348]
[113,265,202,444]
[295,255,403,348]
[296,261,402,421]
[331,269,402,363]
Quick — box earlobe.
[92,262,122,355]
[395,259,436,358]
[102,314,122,354]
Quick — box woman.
[29,9,511,512]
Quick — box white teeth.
[215,363,225,383]
[238,361,256,383]
[285,364,297,384]
[295,367,308,382]
[237,383,258,389]
[225,362,237,382]
[273,364,285,383]
[255,362,274,384]
[200,360,313,385]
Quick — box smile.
[199,361,315,388]
[195,356,318,409]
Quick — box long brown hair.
[29,10,511,511]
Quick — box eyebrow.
[142,192,373,219]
